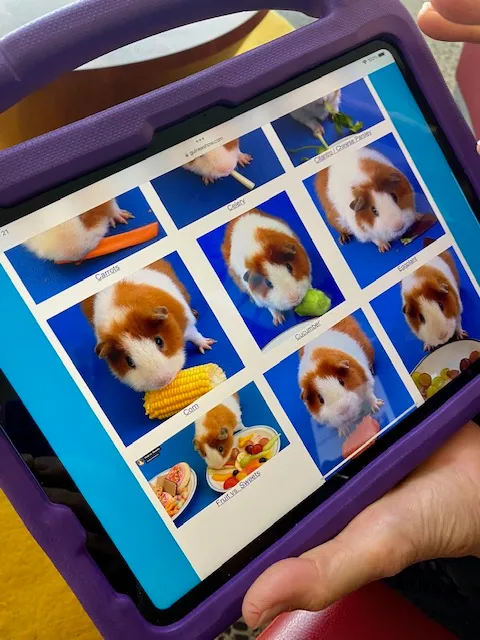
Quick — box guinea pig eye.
[265,279,273,289]
[338,377,345,387]
[125,355,136,369]
[438,302,444,312]
[391,193,398,203]
[155,336,164,349]
[419,313,425,324]
[286,263,293,274]
[371,206,379,217]
[317,393,324,405]
[218,446,224,454]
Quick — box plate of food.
[150,462,197,521]
[411,339,480,400]
[206,426,281,493]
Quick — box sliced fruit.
[224,476,238,490]
[166,463,191,492]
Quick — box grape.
[252,444,263,455]
[245,445,254,455]
[447,370,460,380]
[460,358,470,372]
[440,368,450,378]
[426,385,437,399]
[418,373,432,388]
[470,351,479,363]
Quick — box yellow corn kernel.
[144,364,226,420]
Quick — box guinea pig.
[401,249,466,352]
[24,199,133,262]
[183,139,252,185]
[290,89,342,139]
[315,147,417,252]
[193,393,243,469]
[221,209,312,326]
[298,315,384,437]
[81,259,215,392]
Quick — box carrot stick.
[230,170,255,191]
[55,222,160,264]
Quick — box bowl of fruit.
[411,339,480,400]
[206,426,281,493]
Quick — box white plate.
[206,425,280,493]
[412,339,480,378]
[150,465,197,522]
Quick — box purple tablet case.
[0,1,479,638]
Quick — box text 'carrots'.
[55,222,160,264]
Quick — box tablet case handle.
[0,0,351,114]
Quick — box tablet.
[0,39,479,625]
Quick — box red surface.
[258,582,457,640]
[457,43,480,139]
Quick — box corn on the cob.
[144,364,226,420]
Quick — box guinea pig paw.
[377,242,391,253]
[197,338,216,354]
[371,398,385,412]
[272,311,286,326]
[456,329,468,340]
[110,210,134,227]
[238,152,253,167]
[202,176,216,186]
[339,233,353,245]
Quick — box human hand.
[242,421,480,629]
[418,0,480,43]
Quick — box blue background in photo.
[140,383,289,527]
[151,130,284,228]
[371,250,480,372]
[6,188,163,304]
[264,310,414,477]
[198,192,344,350]
[304,133,444,289]
[48,252,243,447]
[271,79,384,167]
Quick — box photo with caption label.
[271,78,384,167]
[197,191,344,351]
[304,133,445,288]
[6,188,164,304]
[371,246,480,401]
[265,310,415,477]
[151,130,284,228]
[48,252,243,446]
[137,382,289,527]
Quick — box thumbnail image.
[138,383,289,527]
[6,189,164,303]
[265,311,414,476]
[151,130,284,228]
[304,133,444,287]
[198,191,344,350]
[272,79,384,167]
[371,247,480,400]
[48,252,243,446]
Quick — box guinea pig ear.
[387,171,402,185]
[338,359,350,375]
[218,427,229,441]
[350,196,365,212]
[95,340,113,360]
[152,306,169,320]
[282,242,297,258]
[438,283,449,294]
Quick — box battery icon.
[378,52,386,57]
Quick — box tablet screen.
[0,40,479,620]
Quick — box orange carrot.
[55,222,160,264]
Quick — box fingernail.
[419,2,432,15]
[477,140,480,155]
[256,607,281,629]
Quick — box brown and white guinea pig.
[298,316,384,437]
[81,259,215,392]
[290,89,342,138]
[315,147,417,253]
[183,139,252,185]
[193,393,243,469]
[401,249,466,352]
[24,199,133,262]
[221,209,312,326]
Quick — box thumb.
[242,501,415,629]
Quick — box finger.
[418,3,480,42]
[429,0,480,26]
[243,501,414,629]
